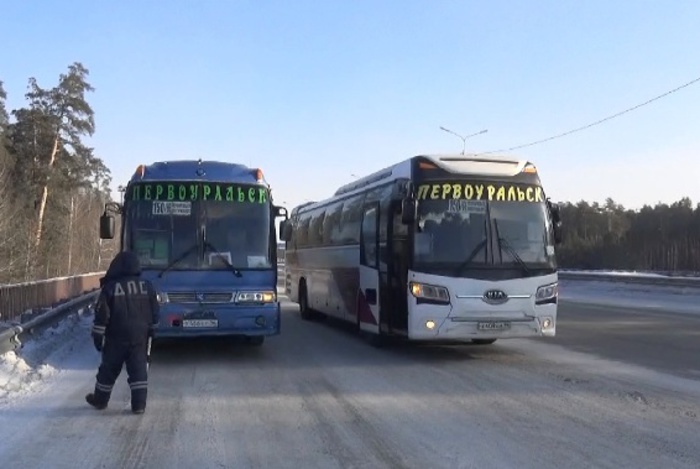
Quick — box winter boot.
[85,393,108,410]
[131,388,147,414]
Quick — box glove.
[92,334,103,352]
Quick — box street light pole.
[439,127,488,155]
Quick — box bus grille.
[166,292,234,303]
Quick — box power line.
[479,75,700,155]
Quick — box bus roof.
[128,160,269,187]
[335,154,534,196]
[289,154,537,216]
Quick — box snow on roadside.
[560,269,699,278]
[0,308,93,403]
[559,279,700,315]
[561,269,670,278]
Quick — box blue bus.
[99,160,288,346]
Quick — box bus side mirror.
[279,220,292,242]
[547,200,563,245]
[100,213,115,239]
[553,221,563,244]
[274,205,288,219]
[401,198,417,225]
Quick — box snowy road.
[1,296,700,468]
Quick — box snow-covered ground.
[2,279,698,403]
[0,285,698,468]
[561,269,672,278]
[1,280,698,404]
[0,308,95,404]
[559,279,700,316]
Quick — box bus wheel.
[246,336,264,346]
[471,338,497,345]
[299,281,315,321]
[365,331,386,348]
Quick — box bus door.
[377,201,406,335]
[358,202,381,334]
[387,202,409,334]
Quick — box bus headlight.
[535,283,558,305]
[409,282,450,304]
[235,291,277,304]
[156,292,169,304]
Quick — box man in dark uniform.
[86,251,160,414]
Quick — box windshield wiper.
[453,220,489,275]
[158,243,199,278]
[493,219,531,276]
[203,239,243,277]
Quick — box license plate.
[182,319,218,328]
[477,321,511,331]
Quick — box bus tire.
[365,332,386,348]
[471,338,497,345]
[246,336,265,346]
[298,280,315,321]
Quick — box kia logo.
[482,289,508,304]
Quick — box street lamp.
[439,127,488,155]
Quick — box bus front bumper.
[153,302,281,338]
[407,305,556,341]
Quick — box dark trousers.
[92,339,149,411]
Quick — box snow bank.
[559,279,700,316]
[561,269,669,278]
[0,307,92,402]
[561,268,700,279]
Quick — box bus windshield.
[124,181,272,271]
[413,184,556,278]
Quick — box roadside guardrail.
[558,270,700,288]
[0,272,105,324]
[0,290,99,355]
[0,271,105,354]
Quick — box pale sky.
[2,0,699,211]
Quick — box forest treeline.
[555,197,700,273]
[0,62,118,284]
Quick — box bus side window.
[311,208,327,247]
[324,202,343,246]
[297,215,310,248]
[340,195,364,245]
[361,205,378,267]
[393,202,408,238]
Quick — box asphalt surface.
[0,297,699,469]
[554,300,700,380]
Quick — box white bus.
[279,154,563,345]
